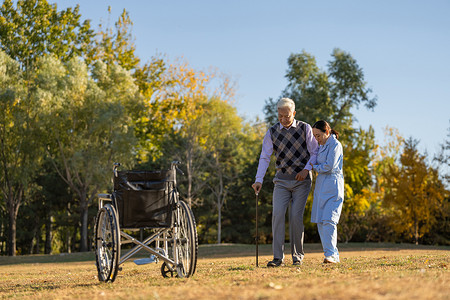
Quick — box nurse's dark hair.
[312,120,339,139]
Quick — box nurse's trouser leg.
[317,220,339,260]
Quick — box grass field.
[0,243,448,299]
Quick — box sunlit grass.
[0,243,448,299]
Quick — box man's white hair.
[277,98,295,112]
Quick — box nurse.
[310,120,344,264]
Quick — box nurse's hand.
[295,169,309,181]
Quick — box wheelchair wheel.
[95,203,120,282]
[160,262,175,278]
[174,200,198,278]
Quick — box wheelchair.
[94,161,198,282]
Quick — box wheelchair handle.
[171,161,184,175]
[113,162,121,177]
[171,161,181,167]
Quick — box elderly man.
[252,98,318,267]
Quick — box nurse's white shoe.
[323,256,339,264]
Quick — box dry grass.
[0,243,448,300]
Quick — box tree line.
[0,0,448,256]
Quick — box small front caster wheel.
[161,262,175,278]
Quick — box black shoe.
[292,260,303,266]
[267,258,283,267]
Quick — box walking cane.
[255,192,259,267]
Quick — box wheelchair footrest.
[133,255,158,265]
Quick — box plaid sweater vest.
[270,120,310,180]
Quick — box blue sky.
[54,0,450,158]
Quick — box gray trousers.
[272,177,311,261]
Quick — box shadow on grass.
[0,252,96,266]
[197,242,449,258]
[0,281,100,294]
[0,243,448,265]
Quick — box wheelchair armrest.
[98,193,112,209]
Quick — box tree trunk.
[30,217,41,254]
[30,229,36,254]
[66,202,71,253]
[8,205,16,256]
[80,195,89,252]
[45,214,53,254]
[217,205,221,244]
[414,216,419,245]
[35,223,41,254]
[216,165,224,244]
[66,230,71,253]
[6,187,22,256]
[71,229,77,253]
[0,219,5,255]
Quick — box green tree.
[338,127,376,242]
[87,8,139,71]
[265,48,376,132]
[383,138,447,244]
[202,98,244,243]
[434,122,450,187]
[29,160,73,254]
[358,127,405,243]
[0,0,93,70]
[0,0,97,255]
[265,51,331,126]
[87,7,170,162]
[34,55,142,251]
[0,50,42,255]
[220,119,270,244]
[135,61,246,244]
[429,123,450,245]
[144,62,213,207]
[327,48,377,127]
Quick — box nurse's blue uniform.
[311,134,344,261]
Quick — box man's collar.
[279,119,297,130]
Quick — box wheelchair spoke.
[172,200,197,277]
[95,204,120,282]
